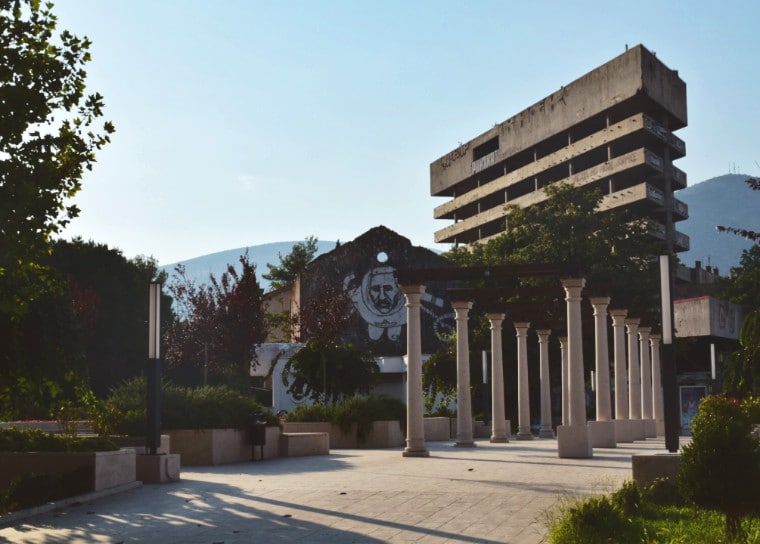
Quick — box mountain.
[161,174,759,289]
[676,174,760,274]
[160,240,337,292]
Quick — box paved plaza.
[0,437,672,544]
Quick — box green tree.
[282,283,379,404]
[0,0,114,318]
[447,183,659,315]
[263,236,319,291]
[165,253,268,388]
[678,395,760,541]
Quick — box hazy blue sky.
[54,0,760,265]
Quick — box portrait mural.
[300,226,455,356]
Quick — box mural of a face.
[367,269,402,315]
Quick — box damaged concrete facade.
[430,44,690,253]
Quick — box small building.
[256,226,456,414]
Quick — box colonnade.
[399,279,665,459]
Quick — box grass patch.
[547,479,760,544]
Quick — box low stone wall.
[279,432,329,457]
[282,421,404,449]
[167,429,251,466]
[0,449,136,493]
[424,417,451,441]
[632,452,681,487]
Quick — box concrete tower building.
[430,44,689,253]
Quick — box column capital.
[513,322,531,333]
[588,296,611,307]
[625,317,640,330]
[638,326,652,338]
[400,284,426,297]
[536,329,551,337]
[649,333,662,343]
[560,277,586,291]
[485,312,506,322]
[451,299,474,311]
[609,308,628,320]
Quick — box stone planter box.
[424,417,451,441]
[282,420,404,449]
[167,429,252,466]
[0,448,136,494]
[168,427,283,465]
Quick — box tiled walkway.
[0,437,671,544]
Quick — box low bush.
[0,466,92,515]
[548,494,644,544]
[0,428,118,452]
[288,395,407,444]
[107,377,278,433]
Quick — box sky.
[53,0,760,266]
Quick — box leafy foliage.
[263,236,319,291]
[107,376,278,432]
[0,0,114,318]
[165,252,268,386]
[445,183,660,316]
[678,395,760,541]
[0,427,117,452]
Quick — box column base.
[402,447,430,457]
[643,418,657,438]
[655,418,665,437]
[538,427,555,438]
[557,424,593,458]
[614,419,633,443]
[454,441,476,448]
[589,420,616,448]
[491,419,510,443]
[630,419,645,440]
[516,431,534,440]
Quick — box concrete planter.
[282,420,404,449]
[168,427,284,465]
[0,448,136,494]
[424,417,451,441]
[167,429,252,466]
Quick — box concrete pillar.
[537,329,554,438]
[452,300,475,447]
[639,327,656,438]
[589,297,615,448]
[559,336,569,426]
[626,318,644,440]
[515,322,533,440]
[557,278,592,458]
[401,285,429,457]
[610,309,631,442]
[650,334,665,436]
[487,313,509,443]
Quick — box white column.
[487,313,509,443]
[401,285,429,457]
[650,334,665,436]
[639,326,655,438]
[559,336,569,426]
[537,329,554,438]
[452,300,475,447]
[515,322,533,440]
[626,318,643,440]
[589,297,615,447]
[590,298,612,421]
[610,309,631,442]
[557,278,592,458]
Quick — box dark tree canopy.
[165,253,268,387]
[0,0,114,317]
[263,236,319,291]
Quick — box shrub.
[548,494,643,543]
[611,479,641,515]
[678,394,760,541]
[643,477,684,506]
[288,395,407,444]
[0,428,118,452]
[743,396,760,424]
[107,377,278,433]
[0,466,92,515]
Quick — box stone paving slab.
[0,437,671,544]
